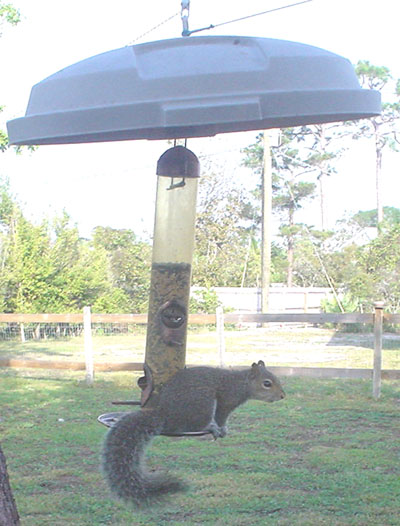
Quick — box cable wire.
[187,0,313,36]
[127,11,180,45]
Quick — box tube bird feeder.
[7,34,381,413]
[142,145,200,406]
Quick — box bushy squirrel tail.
[102,410,186,506]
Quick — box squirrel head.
[248,360,285,403]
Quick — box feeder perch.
[97,411,211,436]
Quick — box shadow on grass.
[327,330,400,351]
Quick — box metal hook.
[181,0,190,36]
[167,177,186,190]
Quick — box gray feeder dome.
[7,35,381,145]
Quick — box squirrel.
[102,360,285,506]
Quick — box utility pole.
[261,132,272,315]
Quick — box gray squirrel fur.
[102,361,285,506]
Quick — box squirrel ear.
[250,362,261,378]
[258,360,265,367]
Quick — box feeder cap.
[7,35,381,145]
[157,145,200,178]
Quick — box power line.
[128,11,180,45]
[129,0,314,43]
[186,0,313,36]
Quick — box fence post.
[20,323,25,343]
[373,301,384,399]
[303,291,309,313]
[216,306,225,367]
[83,306,94,385]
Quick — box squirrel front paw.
[207,422,228,440]
[219,425,228,438]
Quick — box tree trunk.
[317,124,332,231]
[287,236,294,287]
[0,444,20,526]
[374,120,384,230]
[318,175,325,231]
[376,143,384,229]
[287,201,295,288]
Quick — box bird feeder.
[7,35,381,412]
[142,144,200,406]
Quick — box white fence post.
[20,323,25,343]
[83,306,94,385]
[216,306,225,367]
[373,301,384,399]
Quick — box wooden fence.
[0,303,399,398]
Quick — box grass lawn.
[1,367,400,525]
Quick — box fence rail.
[2,311,399,325]
[0,313,218,324]
[0,305,399,398]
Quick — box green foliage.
[0,126,8,151]
[320,294,369,332]
[0,182,152,313]
[192,165,259,287]
[0,3,20,26]
[92,288,131,314]
[355,60,392,90]
[242,131,319,286]
[93,226,151,312]
[321,294,359,314]
[353,206,400,228]
[289,230,329,287]
[189,288,221,313]
[273,180,316,212]
[1,3,21,155]
[270,243,287,283]
[242,135,264,174]
[350,224,400,312]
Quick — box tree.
[346,224,400,312]
[45,213,109,312]
[290,228,334,288]
[0,444,20,526]
[352,206,400,228]
[274,182,316,287]
[243,130,317,287]
[354,61,400,229]
[290,124,347,230]
[0,198,138,313]
[0,3,20,151]
[0,7,22,524]
[93,226,151,312]
[192,163,259,287]
[7,216,54,312]
[0,2,20,27]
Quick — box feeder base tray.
[97,412,212,436]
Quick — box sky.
[0,0,399,239]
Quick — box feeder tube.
[143,148,199,405]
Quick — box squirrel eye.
[263,379,272,388]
